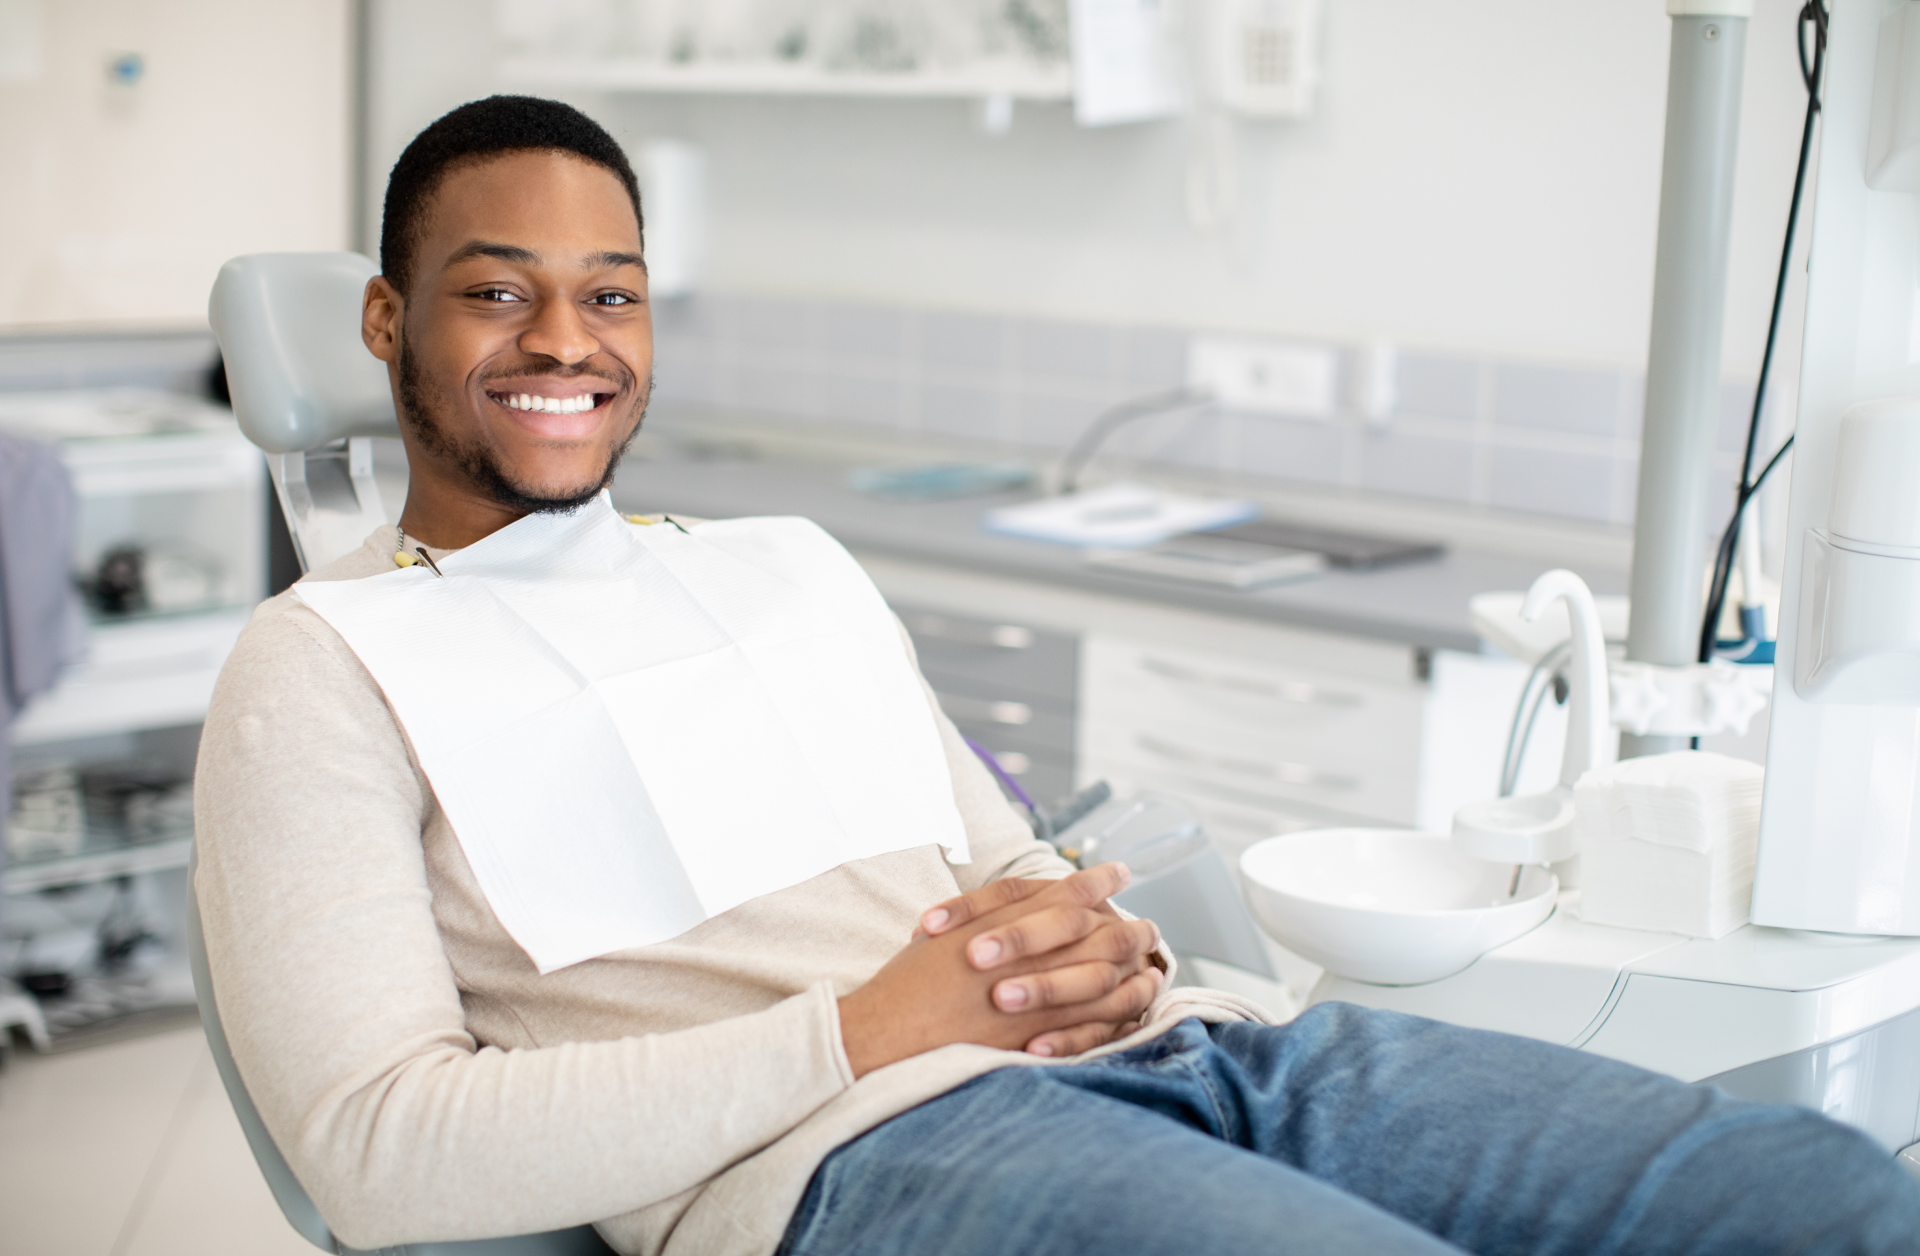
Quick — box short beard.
[396,336,646,516]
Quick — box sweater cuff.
[813,980,857,1089]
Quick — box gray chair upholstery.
[185,860,618,1255]
[208,252,403,572]
[195,251,621,1255]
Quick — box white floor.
[0,1024,317,1256]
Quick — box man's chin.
[464,454,613,517]
[485,475,610,516]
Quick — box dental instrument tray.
[1085,520,1443,590]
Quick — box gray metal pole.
[1623,7,1750,759]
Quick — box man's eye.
[588,292,636,306]
[473,288,522,302]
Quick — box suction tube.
[1520,569,1615,788]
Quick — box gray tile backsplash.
[1014,317,1117,386]
[1486,446,1618,522]
[1117,325,1190,391]
[1492,362,1628,440]
[1360,429,1477,504]
[653,291,1713,527]
[1394,352,1481,424]
[919,377,1006,443]
[920,309,1009,372]
[1237,415,1346,487]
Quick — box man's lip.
[484,379,615,397]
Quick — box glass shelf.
[4,824,193,895]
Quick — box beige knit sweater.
[192,528,1269,1256]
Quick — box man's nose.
[518,295,599,366]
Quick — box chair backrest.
[208,253,402,573]
[186,854,618,1256]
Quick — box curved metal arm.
[1519,569,1614,787]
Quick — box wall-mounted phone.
[1193,0,1323,119]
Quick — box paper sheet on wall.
[295,499,967,973]
[1071,0,1186,126]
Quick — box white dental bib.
[294,498,968,973]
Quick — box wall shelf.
[4,834,192,895]
[499,55,1073,101]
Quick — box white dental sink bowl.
[1239,829,1558,986]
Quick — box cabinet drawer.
[1083,727,1417,823]
[1082,697,1420,786]
[1083,635,1419,746]
[931,688,1074,758]
[898,605,1079,704]
[959,731,1075,807]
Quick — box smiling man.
[193,96,1920,1256]
[365,117,653,545]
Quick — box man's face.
[363,149,652,514]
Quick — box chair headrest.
[208,252,401,455]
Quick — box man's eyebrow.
[445,240,540,267]
[585,250,646,271]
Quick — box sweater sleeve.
[192,599,856,1248]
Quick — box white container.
[1829,397,1920,552]
[1240,829,1556,985]
[1794,397,1920,704]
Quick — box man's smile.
[484,383,615,414]
[482,381,621,438]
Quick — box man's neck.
[396,475,527,550]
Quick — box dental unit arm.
[1450,570,1612,870]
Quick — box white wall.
[0,0,352,330]
[365,0,1814,375]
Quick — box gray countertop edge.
[613,447,1632,657]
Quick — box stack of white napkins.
[1572,751,1764,938]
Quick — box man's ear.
[363,276,403,364]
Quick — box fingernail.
[997,982,1029,1010]
[923,908,949,932]
[1030,1042,1054,1057]
[1116,863,1132,889]
[970,937,1002,966]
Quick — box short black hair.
[379,95,643,295]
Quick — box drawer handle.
[1135,734,1359,792]
[936,693,1035,726]
[905,614,1035,650]
[1137,655,1362,708]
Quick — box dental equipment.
[1241,1,1920,1172]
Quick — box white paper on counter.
[983,481,1258,548]
[295,497,967,973]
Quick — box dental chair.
[199,252,1285,1252]
[198,252,618,1256]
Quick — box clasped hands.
[837,863,1164,1079]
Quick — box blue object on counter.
[1714,605,1775,664]
[849,462,1033,501]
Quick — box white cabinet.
[858,553,1435,858]
[1079,631,1427,868]
[4,391,263,896]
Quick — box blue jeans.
[779,1006,1920,1256]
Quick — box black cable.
[1056,389,1208,494]
[1500,641,1572,797]
[1698,1,1826,664]
[1700,434,1796,661]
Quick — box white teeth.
[496,392,597,413]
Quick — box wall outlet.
[1187,336,1339,419]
